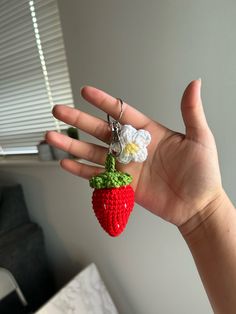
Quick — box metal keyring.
[107,98,124,157]
[107,98,124,125]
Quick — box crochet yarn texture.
[90,154,134,237]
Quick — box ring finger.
[46,131,107,165]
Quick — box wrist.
[178,190,236,314]
[179,189,231,243]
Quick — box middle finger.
[53,105,111,144]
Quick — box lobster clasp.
[109,120,122,157]
[107,98,124,158]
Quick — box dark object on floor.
[0,184,55,313]
[0,291,31,314]
[0,184,30,235]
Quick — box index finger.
[81,86,150,129]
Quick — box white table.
[36,263,118,314]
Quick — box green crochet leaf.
[89,154,132,189]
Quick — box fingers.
[46,131,107,165]
[52,105,111,143]
[52,86,152,145]
[81,86,150,129]
[181,79,209,140]
[60,159,104,179]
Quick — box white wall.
[1,1,236,313]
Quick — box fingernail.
[80,86,86,93]
[52,104,58,114]
[197,78,202,97]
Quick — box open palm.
[46,80,222,228]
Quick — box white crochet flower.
[117,125,151,164]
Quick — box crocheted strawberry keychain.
[89,99,151,237]
[90,153,134,236]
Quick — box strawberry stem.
[105,154,116,172]
[89,154,132,189]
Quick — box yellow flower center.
[123,142,139,155]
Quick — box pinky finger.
[60,159,104,180]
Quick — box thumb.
[181,79,209,140]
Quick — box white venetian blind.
[0,0,74,155]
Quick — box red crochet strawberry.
[89,154,134,237]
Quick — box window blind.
[0,0,74,155]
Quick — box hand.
[46,79,223,228]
